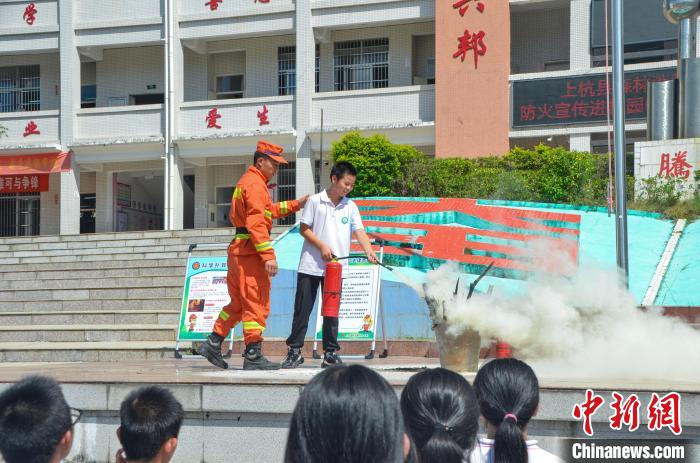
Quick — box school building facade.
[0,0,693,236]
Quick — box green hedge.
[330,133,699,219]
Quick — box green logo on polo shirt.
[342,217,349,224]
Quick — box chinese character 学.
[659,151,693,179]
[452,0,485,16]
[23,2,38,25]
[23,121,40,137]
[205,0,222,11]
[453,29,487,69]
[257,105,270,126]
[205,108,222,129]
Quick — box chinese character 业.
[23,2,37,25]
[658,151,693,179]
[205,108,222,129]
[257,105,270,126]
[452,29,487,69]
[452,0,485,16]
[23,121,40,137]
[573,389,605,436]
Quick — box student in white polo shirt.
[281,162,378,368]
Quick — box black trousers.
[286,272,340,352]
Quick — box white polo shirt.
[297,190,364,276]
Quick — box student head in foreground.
[284,364,411,463]
[473,358,564,463]
[0,375,77,463]
[117,385,184,463]
[400,367,480,463]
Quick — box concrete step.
[0,250,215,265]
[0,228,235,245]
[0,310,180,325]
[0,227,288,248]
[0,242,230,259]
[0,258,187,273]
[0,341,177,362]
[0,285,182,302]
[0,325,176,342]
[0,275,184,291]
[0,297,181,312]
[1,265,186,281]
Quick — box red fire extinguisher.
[322,259,343,317]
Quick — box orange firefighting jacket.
[228,166,300,261]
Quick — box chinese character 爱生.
[257,105,270,126]
[205,108,222,129]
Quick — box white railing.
[74,0,162,27]
[312,85,434,128]
[0,110,60,146]
[75,104,164,141]
[178,0,295,18]
[179,96,294,138]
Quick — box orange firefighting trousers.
[213,253,270,345]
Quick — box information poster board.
[313,255,382,341]
[176,256,233,342]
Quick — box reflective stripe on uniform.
[242,321,264,331]
[279,201,288,214]
[255,241,272,252]
[232,187,243,199]
[264,210,273,219]
[219,310,230,321]
[235,233,251,240]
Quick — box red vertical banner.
[436,1,510,158]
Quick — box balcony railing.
[179,96,294,139]
[74,0,162,27]
[312,85,434,128]
[75,104,164,142]
[0,110,59,146]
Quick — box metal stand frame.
[312,243,389,360]
[174,243,233,359]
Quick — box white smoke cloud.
[417,256,700,382]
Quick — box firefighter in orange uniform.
[199,141,308,370]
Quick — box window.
[334,38,389,91]
[278,46,296,96]
[278,45,321,95]
[316,44,320,92]
[216,75,244,99]
[81,85,96,109]
[275,160,321,225]
[0,65,40,113]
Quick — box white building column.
[294,0,317,200]
[95,171,114,233]
[58,0,81,235]
[570,0,592,70]
[569,133,592,152]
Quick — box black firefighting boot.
[198,332,228,369]
[243,342,281,370]
[280,347,304,369]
